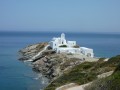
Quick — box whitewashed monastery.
[49,33,94,57]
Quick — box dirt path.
[28,45,49,61]
[65,82,91,90]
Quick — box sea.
[0,31,120,90]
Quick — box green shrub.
[59,45,67,47]
[114,62,120,74]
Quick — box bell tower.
[61,33,65,39]
[61,33,66,44]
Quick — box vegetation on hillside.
[85,60,120,90]
[45,55,120,90]
[45,56,120,90]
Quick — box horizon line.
[0,30,120,34]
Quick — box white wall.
[67,41,76,47]
[57,47,80,54]
[81,47,94,57]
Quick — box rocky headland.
[18,42,120,90]
[18,42,88,81]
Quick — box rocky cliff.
[18,42,82,81]
[19,42,48,61]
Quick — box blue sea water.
[0,31,120,90]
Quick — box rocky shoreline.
[18,42,85,81]
[18,42,99,90]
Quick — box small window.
[55,44,56,46]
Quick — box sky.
[0,0,120,33]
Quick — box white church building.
[49,33,94,57]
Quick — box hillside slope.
[45,55,120,90]
[84,57,120,90]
